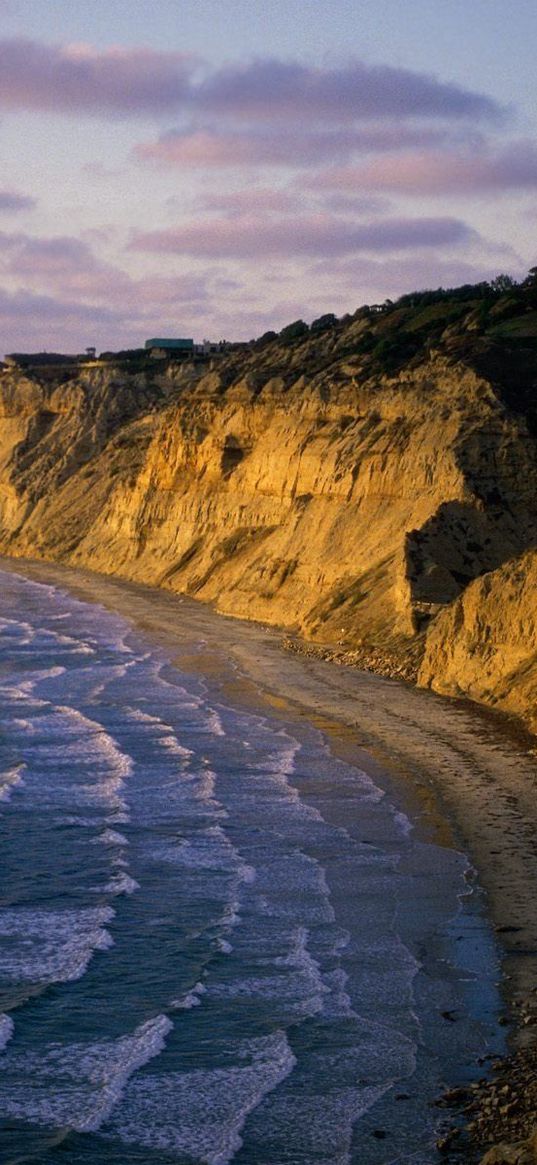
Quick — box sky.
[0,0,536,355]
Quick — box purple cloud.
[311,139,537,195]
[0,39,195,115]
[0,230,215,312]
[195,58,502,123]
[309,254,519,294]
[0,189,36,212]
[0,232,135,304]
[131,214,475,260]
[135,123,455,169]
[0,40,502,126]
[0,286,120,323]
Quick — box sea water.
[0,568,503,1164]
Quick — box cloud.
[0,231,133,301]
[0,229,214,311]
[0,189,36,212]
[311,139,537,196]
[131,213,475,260]
[195,57,502,124]
[0,250,215,356]
[0,286,119,324]
[0,39,502,128]
[200,188,298,216]
[309,254,519,297]
[0,39,195,115]
[135,123,455,170]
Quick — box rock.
[436,1128,461,1153]
[480,1129,537,1163]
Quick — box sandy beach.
[2,556,537,1158]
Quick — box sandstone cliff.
[1,286,536,733]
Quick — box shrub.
[279,319,309,343]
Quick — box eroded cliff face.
[1,317,536,733]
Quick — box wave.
[0,764,26,802]
[0,906,115,983]
[0,1014,14,1052]
[171,980,207,1010]
[104,1030,295,1164]
[0,1014,172,1133]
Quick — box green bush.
[279,319,309,343]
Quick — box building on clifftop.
[144,337,194,358]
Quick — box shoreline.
[2,556,537,1158]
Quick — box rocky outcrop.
[1,298,536,733]
[480,1135,537,1164]
[420,550,537,735]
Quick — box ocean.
[0,568,503,1164]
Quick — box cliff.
[1,283,537,734]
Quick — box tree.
[489,274,517,294]
[279,319,309,343]
[310,313,338,334]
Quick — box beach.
[1,556,537,1160]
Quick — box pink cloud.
[135,124,462,170]
[131,213,475,260]
[0,39,195,115]
[311,139,537,196]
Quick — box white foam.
[54,814,96,827]
[105,811,131,825]
[0,616,33,636]
[0,1014,173,1133]
[0,763,26,802]
[102,872,140,896]
[320,968,355,1018]
[0,1014,14,1052]
[80,775,129,816]
[246,1082,392,1165]
[207,709,225,737]
[125,708,192,758]
[253,855,335,924]
[95,829,129,847]
[51,706,134,779]
[393,808,414,837]
[13,704,133,823]
[171,981,207,1010]
[105,1030,295,1164]
[153,825,238,872]
[12,666,66,692]
[0,906,115,983]
[274,926,327,1014]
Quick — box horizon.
[3,267,533,361]
[0,0,536,355]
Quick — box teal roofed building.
[145,337,194,358]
